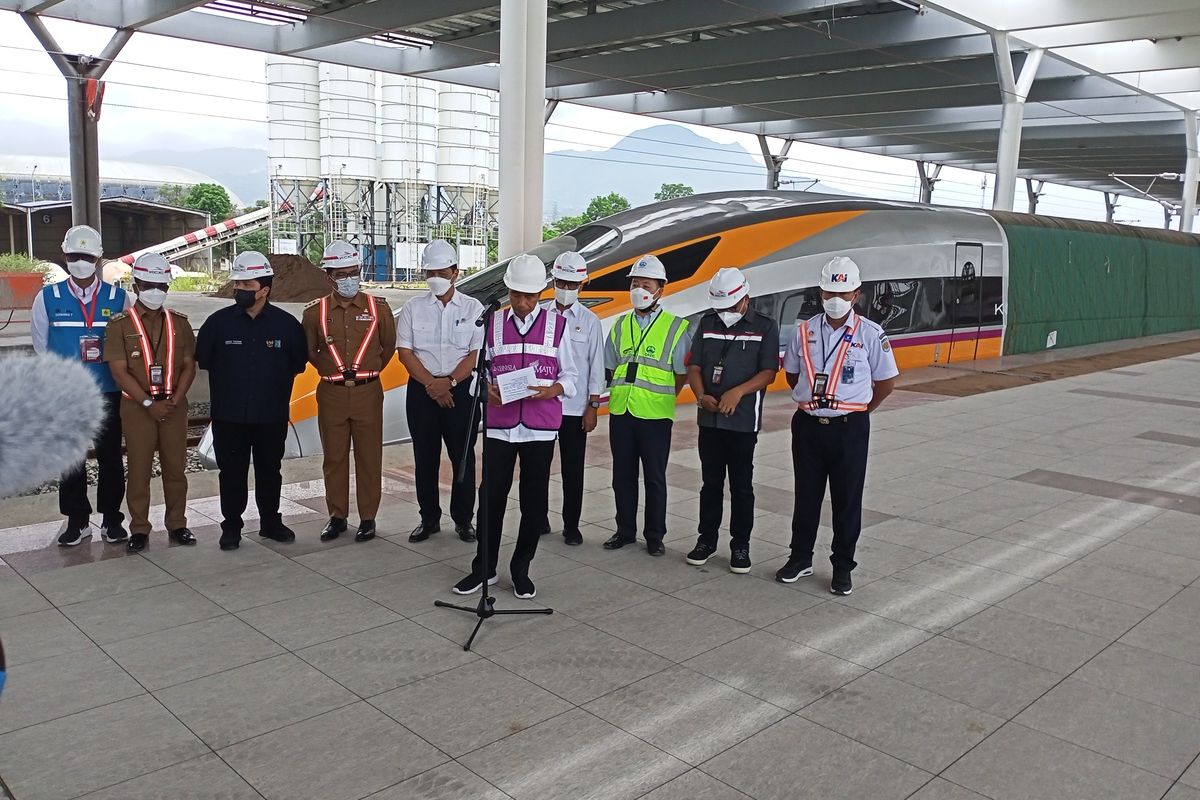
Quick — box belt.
[801,410,865,425]
[122,392,172,401]
[320,374,380,387]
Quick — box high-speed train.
[201,189,1192,465]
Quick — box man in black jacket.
[196,252,308,550]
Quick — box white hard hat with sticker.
[708,267,749,309]
[131,253,172,284]
[230,251,273,281]
[818,256,862,292]
[628,253,667,281]
[61,225,103,258]
[420,239,458,271]
[551,251,588,283]
[321,240,361,270]
[504,254,549,294]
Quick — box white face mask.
[427,276,452,296]
[823,296,853,319]
[334,276,360,298]
[630,287,657,311]
[138,288,167,310]
[718,310,744,328]
[66,259,96,280]
[555,287,579,307]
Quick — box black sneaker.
[451,573,498,595]
[775,558,814,584]
[729,548,752,574]
[127,533,149,552]
[513,575,536,599]
[563,529,583,546]
[100,519,128,543]
[259,523,295,543]
[685,541,717,566]
[58,523,91,547]
[830,570,853,596]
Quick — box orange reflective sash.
[797,314,867,413]
[319,294,381,383]
[123,306,175,399]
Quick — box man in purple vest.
[452,255,578,601]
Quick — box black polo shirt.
[688,307,780,433]
[196,302,308,424]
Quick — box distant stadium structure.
[0,155,245,209]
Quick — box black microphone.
[475,298,501,327]
[0,354,104,498]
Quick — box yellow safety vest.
[608,309,687,420]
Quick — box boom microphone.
[475,298,502,327]
[0,354,103,499]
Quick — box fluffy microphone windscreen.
[0,354,104,499]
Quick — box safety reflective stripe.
[125,306,176,397]
[489,310,559,357]
[48,320,108,328]
[797,313,861,412]
[615,314,679,371]
[491,344,560,358]
[319,294,379,381]
[627,378,676,395]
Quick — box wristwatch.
[449,377,458,388]
[589,400,601,409]
[141,398,153,409]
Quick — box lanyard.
[73,285,99,330]
[819,316,848,372]
[627,309,661,357]
[128,306,176,393]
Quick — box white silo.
[380,75,438,185]
[437,85,492,190]
[266,55,320,180]
[488,93,500,193]
[318,64,377,181]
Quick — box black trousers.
[60,391,124,526]
[790,411,870,572]
[471,437,555,580]
[697,426,758,550]
[407,381,478,527]
[211,420,288,532]
[556,415,588,534]
[609,413,673,543]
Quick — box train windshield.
[458,224,621,307]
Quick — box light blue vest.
[43,280,127,393]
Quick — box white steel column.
[1182,111,1198,233]
[499,0,547,260]
[991,33,1043,212]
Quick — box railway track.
[86,415,210,458]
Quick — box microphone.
[475,298,501,327]
[0,355,104,499]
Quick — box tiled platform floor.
[2,354,1200,799]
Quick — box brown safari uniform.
[103,306,196,535]
[302,291,396,520]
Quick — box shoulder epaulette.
[109,311,128,322]
[304,298,323,310]
[169,309,189,320]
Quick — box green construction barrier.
[992,213,1200,356]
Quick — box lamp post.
[30,164,38,201]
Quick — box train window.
[780,288,822,326]
[586,237,721,291]
[867,280,920,334]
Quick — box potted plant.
[0,253,48,313]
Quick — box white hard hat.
[551,251,588,283]
[504,254,548,294]
[421,239,457,271]
[708,267,749,309]
[131,253,172,284]
[62,225,103,258]
[818,256,862,292]
[230,251,273,281]
[321,239,361,270]
[628,253,667,281]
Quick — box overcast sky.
[0,12,1168,226]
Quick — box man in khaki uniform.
[303,240,397,542]
[104,253,197,552]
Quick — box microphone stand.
[435,303,553,652]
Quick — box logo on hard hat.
[832,273,849,283]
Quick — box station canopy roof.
[6,0,1198,203]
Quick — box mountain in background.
[123,147,268,207]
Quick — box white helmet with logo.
[131,253,172,285]
[321,240,361,270]
[230,251,273,281]
[504,254,548,294]
[551,251,588,283]
[818,255,862,292]
[628,253,667,281]
[420,239,457,271]
[708,267,749,309]
[61,225,103,258]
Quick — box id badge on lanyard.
[149,364,165,390]
[80,336,102,364]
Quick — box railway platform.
[1,344,1199,800]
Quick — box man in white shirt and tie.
[396,239,486,544]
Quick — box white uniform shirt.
[487,304,578,443]
[540,299,604,417]
[602,307,693,375]
[395,289,485,377]
[783,311,899,417]
[30,278,132,354]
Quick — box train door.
[946,242,984,363]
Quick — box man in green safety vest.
[602,253,692,556]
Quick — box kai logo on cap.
[831,273,849,283]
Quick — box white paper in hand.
[495,365,539,404]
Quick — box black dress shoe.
[355,520,377,542]
[127,533,149,552]
[259,523,295,543]
[219,528,241,551]
[408,523,440,543]
[455,523,476,543]
[321,517,348,542]
[563,529,583,546]
[646,540,666,557]
[603,533,636,550]
[169,528,197,545]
